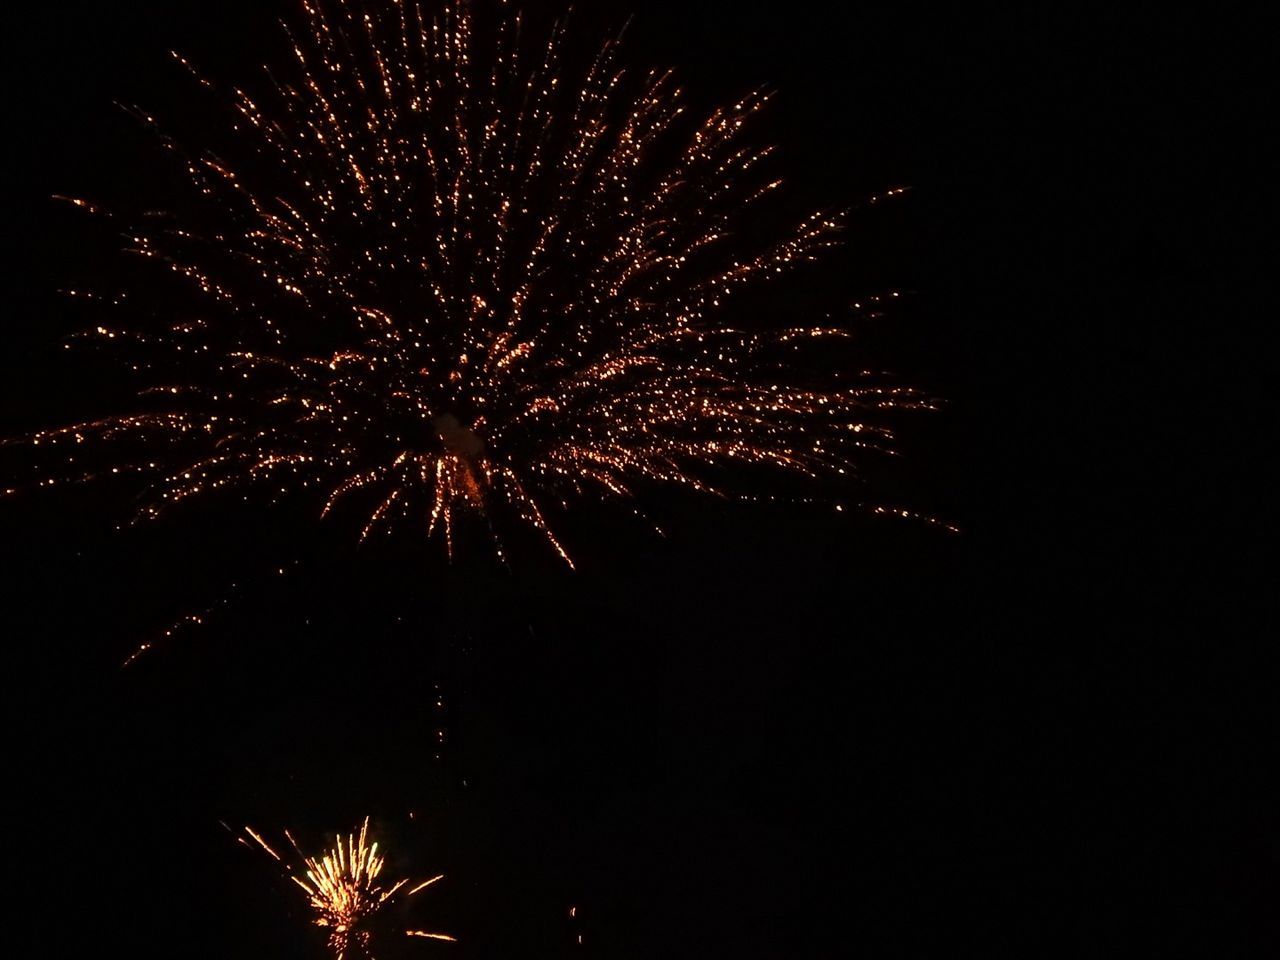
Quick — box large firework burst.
[8,0,931,566]
[243,818,455,958]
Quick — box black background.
[4,2,1273,957]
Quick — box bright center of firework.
[431,414,484,457]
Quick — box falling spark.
[242,817,454,958]
[6,0,933,567]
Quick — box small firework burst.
[243,818,455,959]
[7,0,932,568]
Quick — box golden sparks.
[8,0,931,566]
[242,817,454,959]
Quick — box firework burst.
[7,0,933,567]
[243,818,455,958]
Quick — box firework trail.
[242,818,455,958]
[6,0,934,568]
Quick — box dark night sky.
[3,2,1273,957]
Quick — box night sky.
[4,2,1273,957]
